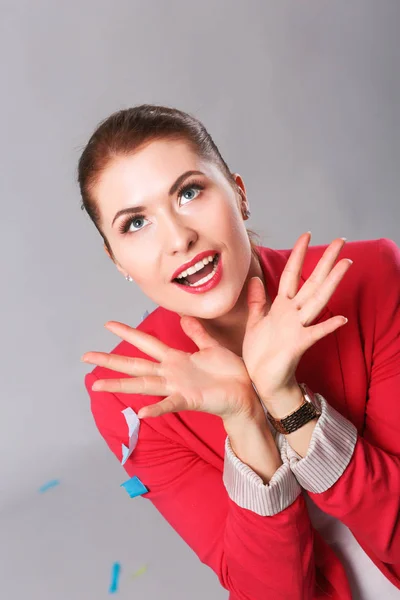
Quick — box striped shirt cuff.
[283,393,359,493]
[223,435,302,516]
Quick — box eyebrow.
[111,170,206,227]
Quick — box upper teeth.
[176,254,217,279]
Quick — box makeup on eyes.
[118,179,205,235]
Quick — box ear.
[103,244,127,278]
[103,244,114,261]
[232,173,247,199]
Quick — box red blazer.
[85,237,400,599]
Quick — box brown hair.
[77,103,262,262]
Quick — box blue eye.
[118,180,205,234]
[180,185,200,202]
[124,216,146,233]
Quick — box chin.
[201,290,243,320]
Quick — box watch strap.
[266,383,321,434]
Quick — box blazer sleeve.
[85,372,317,600]
[285,238,400,564]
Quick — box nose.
[160,213,198,254]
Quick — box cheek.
[208,204,242,235]
[224,211,249,241]
[116,250,155,285]
[132,266,157,286]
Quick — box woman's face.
[94,138,263,331]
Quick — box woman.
[79,105,400,599]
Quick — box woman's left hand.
[242,232,353,407]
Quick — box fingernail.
[340,237,347,241]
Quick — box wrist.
[224,387,268,431]
[224,414,283,484]
[260,382,304,419]
[223,410,268,438]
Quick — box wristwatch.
[266,382,322,434]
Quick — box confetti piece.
[121,408,140,466]
[38,479,60,493]
[121,476,148,498]
[109,562,121,594]
[132,565,148,579]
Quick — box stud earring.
[243,208,251,218]
[125,275,133,282]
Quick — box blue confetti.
[109,562,121,594]
[141,309,149,322]
[120,476,148,498]
[38,479,60,493]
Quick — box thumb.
[180,315,221,351]
[246,276,269,327]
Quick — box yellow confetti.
[132,565,148,579]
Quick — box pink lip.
[172,253,223,294]
[171,250,219,281]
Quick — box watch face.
[311,392,322,415]
[300,384,322,415]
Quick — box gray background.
[1,1,399,599]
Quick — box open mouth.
[172,253,219,287]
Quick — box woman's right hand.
[82,317,264,423]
